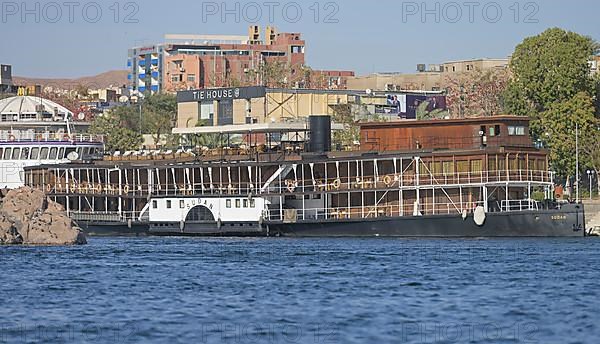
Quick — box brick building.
[128,26,354,95]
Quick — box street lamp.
[588,170,596,200]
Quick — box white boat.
[0,95,104,189]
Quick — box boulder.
[0,187,86,246]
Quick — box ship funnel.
[308,115,331,153]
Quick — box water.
[1,237,599,344]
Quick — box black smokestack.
[308,115,331,153]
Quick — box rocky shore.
[0,187,86,245]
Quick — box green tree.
[416,101,449,120]
[503,28,600,178]
[89,113,142,152]
[538,92,599,179]
[138,94,178,147]
[504,28,598,115]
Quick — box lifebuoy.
[123,185,130,194]
[333,178,342,189]
[46,184,51,192]
[383,175,393,187]
[286,180,296,193]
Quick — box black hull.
[149,221,264,237]
[266,204,586,237]
[77,221,149,236]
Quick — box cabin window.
[30,148,39,160]
[40,148,49,160]
[471,160,482,173]
[65,148,76,159]
[537,160,546,171]
[152,200,157,209]
[49,148,58,160]
[488,156,497,171]
[58,148,65,159]
[235,199,241,208]
[11,148,20,160]
[243,199,248,208]
[20,148,29,160]
[226,199,232,208]
[456,160,469,173]
[179,200,185,209]
[495,125,500,136]
[509,157,518,170]
[250,199,256,208]
[0,148,3,159]
[166,200,172,209]
[508,126,526,136]
[442,161,454,175]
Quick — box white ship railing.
[263,199,541,222]
[69,211,148,223]
[0,131,103,143]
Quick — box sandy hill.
[13,70,128,90]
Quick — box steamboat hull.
[267,204,585,238]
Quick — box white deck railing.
[0,131,103,143]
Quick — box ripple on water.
[1,237,599,343]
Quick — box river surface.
[1,237,599,344]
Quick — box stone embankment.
[0,187,86,245]
[584,200,600,236]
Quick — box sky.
[1,0,599,78]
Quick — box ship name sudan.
[23,115,586,237]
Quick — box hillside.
[13,70,129,90]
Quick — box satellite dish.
[67,151,79,161]
[77,112,86,120]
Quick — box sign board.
[177,86,266,103]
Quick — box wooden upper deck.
[360,116,533,152]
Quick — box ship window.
[0,148,3,159]
[508,126,516,136]
[11,148,20,160]
[235,199,241,208]
[179,200,185,209]
[30,148,39,160]
[152,200,157,209]
[515,126,526,136]
[226,199,232,208]
[166,200,172,209]
[65,148,76,158]
[20,148,29,160]
[49,147,58,159]
[456,160,469,173]
[40,148,49,159]
[57,148,65,159]
[2,148,9,160]
[495,125,501,136]
[470,159,482,173]
[243,199,248,208]
[250,199,256,208]
[442,161,454,174]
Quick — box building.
[0,64,13,86]
[347,58,509,92]
[590,56,600,75]
[176,86,446,128]
[0,64,16,94]
[128,26,353,95]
